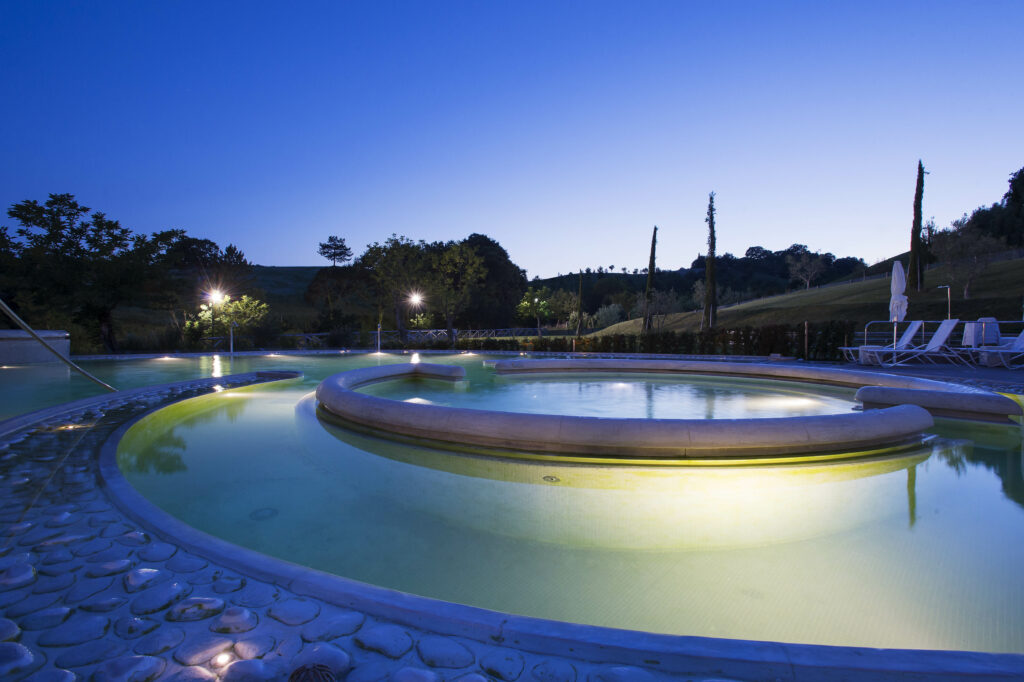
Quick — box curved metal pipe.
[0,297,117,392]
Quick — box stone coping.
[1,370,1023,679]
[316,362,935,461]
[856,387,1024,424]
[492,358,987,392]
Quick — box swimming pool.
[89,352,1024,654]
[2,350,1024,679]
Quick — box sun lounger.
[883,319,966,367]
[972,330,1024,369]
[841,321,923,365]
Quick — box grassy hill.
[596,258,1024,336]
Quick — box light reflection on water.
[115,360,1024,653]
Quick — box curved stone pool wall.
[316,362,936,461]
[2,369,1023,680]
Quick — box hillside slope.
[597,258,1024,335]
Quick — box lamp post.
[207,290,226,349]
[407,292,424,345]
[937,285,951,320]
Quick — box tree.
[702,193,718,329]
[359,235,428,343]
[460,234,527,328]
[907,160,926,292]
[318,236,353,267]
[786,248,827,289]
[548,288,578,328]
[574,271,584,337]
[930,219,1004,299]
[428,241,485,345]
[642,226,657,332]
[594,303,624,328]
[517,286,552,336]
[6,194,178,352]
[184,294,272,348]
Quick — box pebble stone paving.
[0,372,745,682]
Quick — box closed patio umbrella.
[889,262,908,322]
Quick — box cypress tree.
[575,270,583,337]
[702,192,718,329]
[908,160,925,291]
[642,226,657,333]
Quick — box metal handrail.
[0,297,117,392]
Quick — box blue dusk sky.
[2,1,1022,278]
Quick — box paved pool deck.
[1,355,1023,681]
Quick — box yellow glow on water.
[212,385,224,392]
[211,355,222,378]
[746,396,827,410]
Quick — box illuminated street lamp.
[206,290,226,344]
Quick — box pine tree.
[702,193,718,329]
[908,161,925,291]
[642,226,657,333]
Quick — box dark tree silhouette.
[318,235,353,267]
[702,192,718,329]
[908,160,925,292]
[642,226,657,332]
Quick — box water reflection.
[931,422,1024,510]
[310,399,932,551]
[117,390,252,474]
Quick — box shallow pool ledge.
[316,362,935,462]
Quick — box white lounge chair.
[883,319,965,367]
[842,321,923,365]
[973,330,1024,369]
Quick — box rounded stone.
[31,571,76,594]
[53,639,126,668]
[268,597,320,625]
[211,574,246,594]
[0,562,36,590]
[114,616,161,639]
[116,530,151,546]
[300,610,365,642]
[231,581,278,608]
[20,606,73,630]
[65,575,113,603]
[355,624,412,659]
[532,660,578,682]
[480,650,525,681]
[291,642,351,677]
[417,635,474,669]
[166,666,217,681]
[36,614,109,646]
[454,675,490,682]
[130,579,191,615]
[72,538,112,557]
[84,559,133,578]
[124,567,166,593]
[209,606,257,633]
[166,552,207,573]
[80,594,128,613]
[0,617,19,642]
[134,626,186,656]
[92,655,166,682]
[137,542,177,563]
[21,669,77,682]
[345,661,392,682]
[393,668,439,682]
[173,635,233,666]
[234,634,275,660]
[0,642,35,677]
[166,596,225,622]
[221,658,275,682]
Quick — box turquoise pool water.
[5,353,1024,653]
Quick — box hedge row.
[372,321,857,361]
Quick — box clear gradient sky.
[2,1,1022,278]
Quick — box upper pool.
[91,352,1024,654]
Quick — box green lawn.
[597,258,1024,335]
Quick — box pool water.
[359,371,856,419]
[5,353,1024,653]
